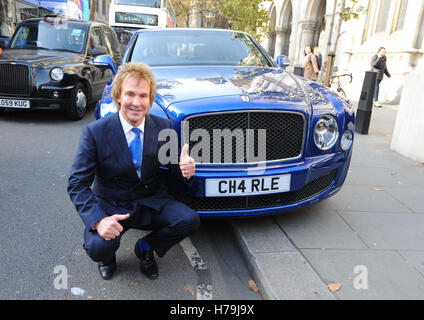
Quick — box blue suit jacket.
[68,112,185,229]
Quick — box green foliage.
[173,0,272,41]
[216,0,272,42]
[173,0,193,27]
[340,0,368,22]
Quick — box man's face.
[118,76,151,127]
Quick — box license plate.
[0,98,30,109]
[205,174,291,197]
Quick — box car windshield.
[10,20,87,53]
[112,26,137,46]
[129,30,272,67]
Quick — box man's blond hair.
[111,62,156,110]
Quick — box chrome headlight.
[50,67,64,81]
[341,130,353,151]
[314,115,339,150]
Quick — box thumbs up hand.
[95,213,130,241]
[179,143,196,179]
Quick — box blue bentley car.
[93,28,354,217]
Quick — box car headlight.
[314,115,339,150]
[341,130,353,151]
[50,68,64,81]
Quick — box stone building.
[262,0,424,104]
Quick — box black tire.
[66,83,88,120]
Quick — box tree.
[174,0,218,28]
[173,0,272,41]
[89,0,97,21]
[216,0,271,42]
[174,0,195,27]
[339,0,367,22]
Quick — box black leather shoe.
[134,242,158,280]
[97,257,117,280]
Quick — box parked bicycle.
[330,73,352,99]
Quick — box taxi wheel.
[66,83,87,120]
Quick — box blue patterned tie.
[129,128,142,170]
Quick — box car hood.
[153,66,309,108]
[0,49,82,68]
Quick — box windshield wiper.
[56,48,79,53]
[36,46,53,51]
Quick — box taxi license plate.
[0,98,30,109]
[205,174,291,197]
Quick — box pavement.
[231,102,424,300]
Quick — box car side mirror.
[91,54,117,75]
[276,55,290,69]
[88,46,108,57]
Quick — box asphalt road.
[0,108,261,300]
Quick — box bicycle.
[329,73,352,99]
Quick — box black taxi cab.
[0,16,121,120]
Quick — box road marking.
[180,237,212,300]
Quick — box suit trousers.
[83,200,200,263]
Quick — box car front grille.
[0,63,30,96]
[172,169,338,212]
[182,111,305,164]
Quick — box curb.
[230,218,335,300]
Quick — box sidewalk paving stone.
[397,251,424,278]
[345,166,424,187]
[313,184,413,213]
[383,186,424,213]
[340,212,424,251]
[274,207,368,250]
[301,249,424,300]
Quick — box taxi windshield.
[10,20,87,53]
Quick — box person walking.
[371,47,391,107]
[68,62,200,281]
[302,46,320,81]
[313,46,322,73]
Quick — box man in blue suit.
[68,62,199,280]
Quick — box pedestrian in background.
[313,46,322,73]
[302,46,320,81]
[371,47,391,107]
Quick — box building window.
[395,0,408,31]
[376,0,392,33]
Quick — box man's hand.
[95,214,130,241]
[179,143,196,179]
